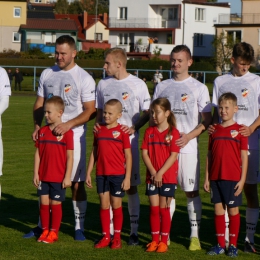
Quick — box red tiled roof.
[20,18,78,31]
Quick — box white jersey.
[37,64,96,137]
[213,72,260,150]
[0,67,11,96]
[96,74,151,127]
[153,77,211,154]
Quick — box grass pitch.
[0,95,259,260]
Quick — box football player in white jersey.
[153,45,212,251]
[95,48,150,245]
[212,42,260,253]
[23,35,96,241]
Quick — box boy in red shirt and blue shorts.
[204,92,248,257]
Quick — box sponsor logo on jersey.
[64,84,72,93]
[149,134,154,138]
[112,131,120,138]
[230,130,238,138]
[181,93,188,102]
[39,133,44,137]
[47,85,53,88]
[241,88,249,97]
[165,135,172,143]
[57,135,64,141]
[122,92,129,100]
[5,85,10,88]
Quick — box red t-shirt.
[208,123,248,181]
[94,124,131,176]
[35,125,74,182]
[141,126,180,184]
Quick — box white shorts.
[71,132,86,182]
[178,153,200,192]
[246,149,260,184]
[130,133,140,186]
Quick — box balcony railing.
[109,17,179,28]
[218,13,260,24]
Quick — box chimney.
[84,11,88,29]
[103,13,108,26]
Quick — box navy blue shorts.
[145,183,176,198]
[37,181,66,202]
[210,180,242,208]
[96,175,125,197]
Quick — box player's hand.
[203,180,210,193]
[33,175,40,188]
[32,126,40,141]
[93,122,102,133]
[175,132,190,148]
[234,181,244,196]
[62,177,72,188]
[86,176,92,188]
[121,178,130,191]
[53,122,71,136]
[120,125,134,135]
[154,172,163,187]
[208,124,216,135]
[239,124,252,137]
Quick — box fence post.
[33,67,36,91]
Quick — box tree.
[212,32,236,72]
[54,0,69,14]
[68,1,84,14]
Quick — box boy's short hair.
[171,45,192,59]
[45,96,65,112]
[56,35,76,50]
[218,92,237,106]
[104,48,127,67]
[232,42,254,63]
[104,99,122,112]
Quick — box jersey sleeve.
[137,81,151,111]
[198,84,212,113]
[0,68,11,96]
[240,134,248,150]
[256,77,260,110]
[96,80,105,109]
[170,128,180,153]
[66,130,74,150]
[80,70,96,103]
[212,79,219,108]
[122,131,131,149]
[141,128,150,150]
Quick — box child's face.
[44,103,63,125]
[103,104,122,125]
[151,104,170,126]
[231,57,251,77]
[218,100,238,122]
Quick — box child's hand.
[93,122,102,133]
[86,175,92,188]
[208,124,216,135]
[154,172,163,187]
[203,180,210,193]
[62,177,72,188]
[33,174,40,188]
[234,180,244,196]
[121,178,130,191]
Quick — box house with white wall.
[108,0,230,59]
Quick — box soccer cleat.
[94,236,110,248]
[207,244,225,255]
[23,226,43,239]
[110,238,122,249]
[244,241,256,253]
[128,233,139,245]
[37,229,49,242]
[189,237,201,251]
[75,229,86,241]
[156,241,168,253]
[146,241,158,252]
[227,244,238,257]
[42,231,58,244]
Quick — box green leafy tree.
[68,1,84,14]
[55,0,69,14]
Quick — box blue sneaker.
[207,244,225,255]
[244,241,256,253]
[75,229,86,241]
[23,226,42,238]
[128,233,139,245]
[227,244,238,257]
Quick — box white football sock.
[109,206,114,235]
[73,200,87,231]
[225,208,229,243]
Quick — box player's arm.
[62,149,73,188]
[86,146,97,188]
[142,149,157,179]
[33,148,40,187]
[204,151,211,193]
[176,111,212,148]
[54,100,96,135]
[239,111,260,136]
[121,148,132,191]
[208,107,218,135]
[32,96,45,141]
[234,150,248,196]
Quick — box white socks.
[128,193,140,235]
[187,196,202,238]
[72,200,87,231]
[109,206,114,235]
[245,207,259,244]
[225,209,229,243]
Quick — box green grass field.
[0,95,259,260]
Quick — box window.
[14,7,21,18]
[13,32,21,42]
[194,33,204,47]
[34,0,42,2]
[119,33,128,45]
[95,33,103,41]
[227,30,241,43]
[119,7,127,20]
[161,7,178,21]
[195,8,205,21]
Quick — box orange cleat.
[146,241,158,252]
[42,231,58,244]
[156,241,168,253]
[37,229,49,242]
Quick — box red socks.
[214,214,225,248]
[113,207,123,239]
[40,204,50,231]
[100,208,110,239]
[150,206,160,243]
[229,213,240,247]
[160,207,171,244]
[50,204,62,233]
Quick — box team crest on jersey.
[181,93,188,102]
[112,131,120,138]
[230,130,238,138]
[165,135,172,143]
[122,92,129,100]
[57,135,64,141]
[241,88,249,97]
[64,84,72,93]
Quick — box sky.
[218,0,241,14]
